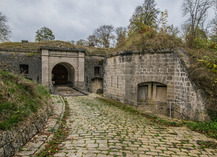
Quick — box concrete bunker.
[91,77,103,93]
[137,82,167,103]
[51,62,75,85]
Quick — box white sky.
[0,0,215,42]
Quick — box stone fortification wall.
[85,55,105,93]
[104,50,209,121]
[0,50,41,82]
[103,53,127,101]
[173,51,208,121]
[0,102,51,157]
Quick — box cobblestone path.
[54,94,217,157]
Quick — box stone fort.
[0,42,209,121]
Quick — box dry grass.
[0,40,112,55]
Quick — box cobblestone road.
[54,94,217,157]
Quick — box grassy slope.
[0,40,112,55]
[0,70,50,130]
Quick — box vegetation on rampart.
[0,70,50,130]
[187,48,217,121]
[0,40,111,56]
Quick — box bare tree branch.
[0,12,11,42]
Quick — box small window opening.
[94,66,100,75]
[20,64,29,74]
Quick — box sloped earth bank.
[51,94,217,157]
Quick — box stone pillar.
[148,83,152,101]
[77,52,85,89]
[41,50,49,87]
[152,84,157,100]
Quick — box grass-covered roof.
[0,40,112,56]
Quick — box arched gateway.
[52,63,75,85]
[41,47,85,89]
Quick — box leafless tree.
[76,39,88,46]
[87,34,98,47]
[93,25,115,48]
[210,1,217,38]
[182,0,215,45]
[70,40,75,44]
[0,12,11,42]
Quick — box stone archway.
[51,62,75,86]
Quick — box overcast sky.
[0,0,215,42]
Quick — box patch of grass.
[48,128,56,132]
[0,70,50,130]
[197,140,217,149]
[186,121,217,139]
[36,100,70,157]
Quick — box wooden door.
[52,64,68,85]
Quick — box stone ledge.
[13,95,65,157]
[107,49,174,58]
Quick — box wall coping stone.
[106,49,175,58]
[40,46,86,53]
[0,48,40,53]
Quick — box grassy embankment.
[0,70,50,130]
[0,40,111,56]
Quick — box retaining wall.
[0,102,51,157]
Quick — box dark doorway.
[52,64,68,85]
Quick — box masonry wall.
[85,55,105,93]
[104,54,126,102]
[0,50,41,82]
[173,54,209,121]
[104,50,209,121]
